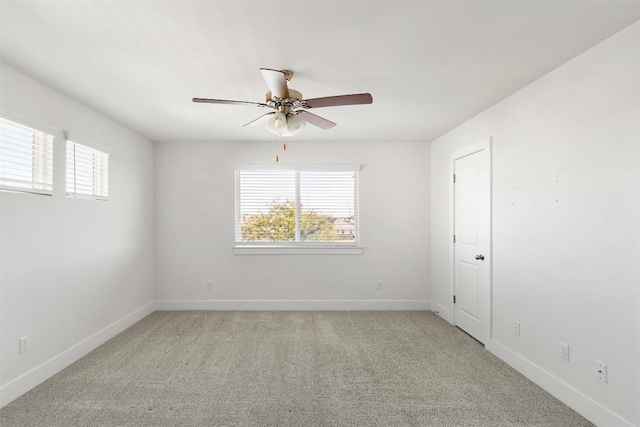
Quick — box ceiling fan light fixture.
[266,112,306,137]
[194,68,373,137]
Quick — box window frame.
[234,164,363,255]
[65,132,110,201]
[0,112,56,196]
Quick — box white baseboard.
[156,299,431,311]
[429,301,453,324]
[485,339,635,427]
[0,302,155,408]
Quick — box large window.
[235,166,360,247]
[0,117,54,195]
[66,137,109,200]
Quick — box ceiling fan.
[193,68,373,137]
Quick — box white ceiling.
[1,1,638,144]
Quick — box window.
[0,117,54,195]
[235,165,360,252]
[66,136,109,200]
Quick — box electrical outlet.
[207,280,213,289]
[596,360,607,383]
[376,280,382,290]
[513,321,520,337]
[560,342,569,361]
[19,336,29,354]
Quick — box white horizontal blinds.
[0,117,54,195]
[235,167,360,245]
[299,171,358,243]
[236,170,296,242]
[66,141,109,200]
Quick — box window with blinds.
[0,117,54,195]
[235,166,359,246]
[66,139,109,200]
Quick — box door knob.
[475,254,485,260]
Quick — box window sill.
[233,246,364,255]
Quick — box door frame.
[449,137,492,344]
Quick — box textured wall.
[430,22,639,426]
[155,141,430,308]
[0,65,156,399]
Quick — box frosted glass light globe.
[286,114,305,136]
[267,112,288,135]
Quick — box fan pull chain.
[273,135,289,163]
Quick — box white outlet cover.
[19,336,29,353]
[513,321,520,337]
[560,342,569,361]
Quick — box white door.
[453,146,490,344]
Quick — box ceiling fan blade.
[193,98,269,107]
[296,111,336,130]
[302,93,373,109]
[259,68,290,100]
[243,112,275,127]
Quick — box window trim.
[65,132,111,154]
[234,164,363,254]
[233,246,363,255]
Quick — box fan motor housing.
[266,89,302,103]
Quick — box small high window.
[66,137,109,200]
[0,117,54,195]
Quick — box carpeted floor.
[0,311,593,426]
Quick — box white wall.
[155,141,430,309]
[430,22,639,427]
[0,65,155,406]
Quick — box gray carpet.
[0,311,592,426]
